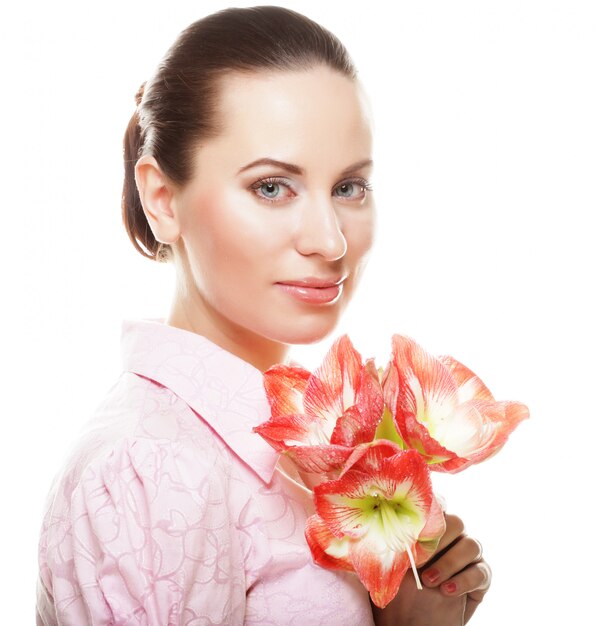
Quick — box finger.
[421,535,483,588]
[439,560,492,599]
[465,592,485,624]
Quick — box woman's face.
[170,65,375,354]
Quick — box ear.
[134,155,181,245]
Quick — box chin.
[267,314,341,346]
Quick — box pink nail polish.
[442,581,457,594]
[424,568,440,584]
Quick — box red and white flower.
[305,441,446,608]
[384,335,529,473]
[254,335,384,475]
[254,332,528,606]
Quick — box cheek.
[186,193,283,282]
[339,212,375,304]
[344,211,376,264]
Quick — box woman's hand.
[371,513,491,626]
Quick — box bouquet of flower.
[254,334,528,608]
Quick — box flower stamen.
[376,498,422,589]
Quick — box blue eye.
[335,183,351,197]
[334,178,373,200]
[335,182,359,198]
[250,177,294,203]
[260,182,281,198]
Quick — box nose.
[294,193,347,261]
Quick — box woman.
[36,6,490,624]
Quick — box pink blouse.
[36,319,374,625]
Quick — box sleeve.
[44,437,247,626]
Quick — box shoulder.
[52,370,224,489]
[81,435,225,488]
[82,370,201,444]
[73,435,233,539]
[55,433,233,532]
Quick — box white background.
[1,0,608,623]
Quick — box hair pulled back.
[122,5,357,262]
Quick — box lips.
[279,276,346,289]
[276,276,347,305]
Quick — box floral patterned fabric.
[36,319,374,625]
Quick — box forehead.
[208,66,373,160]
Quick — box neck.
[166,285,290,374]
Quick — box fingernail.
[423,568,440,584]
[442,581,457,594]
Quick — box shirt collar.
[120,318,279,484]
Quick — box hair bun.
[135,81,147,106]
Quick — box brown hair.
[122,6,357,262]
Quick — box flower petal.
[389,335,459,431]
[253,412,318,452]
[304,514,354,572]
[263,364,310,417]
[438,355,494,403]
[341,440,403,477]
[441,399,529,470]
[288,444,354,474]
[388,375,459,467]
[384,337,461,464]
[254,413,354,473]
[349,535,410,608]
[413,496,446,565]
[304,335,363,431]
[332,358,384,447]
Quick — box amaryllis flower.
[384,334,529,473]
[305,441,446,608]
[254,335,384,474]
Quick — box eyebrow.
[236,157,374,177]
